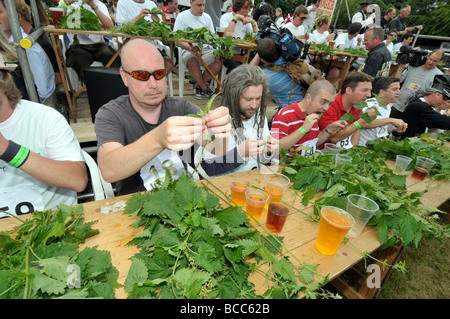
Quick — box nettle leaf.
[399,214,417,247]
[359,112,373,124]
[339,113,356,122]
[124,258,148,293]
[299,262,319,284]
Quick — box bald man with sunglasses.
[94,39,231,195]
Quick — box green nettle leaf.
[339,113,356,122]
[359,112,373,124]
[124,258,148,292]
[399,214,417,247]
[299,263,319,284]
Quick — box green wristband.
[354,121,362,130]
[9,145,30,168]
[299,127,308,135]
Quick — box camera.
[396,45,429,67]
[255,15,309,62]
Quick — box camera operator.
[391,49,444,119]
[250,15,309,108]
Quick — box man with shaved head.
[94,39,231,195]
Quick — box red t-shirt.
[271,101,320,156]
[318,93,362,130]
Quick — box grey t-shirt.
[95,95,198,195]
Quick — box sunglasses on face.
[442,94,449,101]
[121,68,167,81]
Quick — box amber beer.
[411,167,428,181]
[266,203,289,233]
[315,207,354,256]
[245,189,268,221]
[230,178,251,206]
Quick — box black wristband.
[0,140,21,163]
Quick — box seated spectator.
[220,0,257,72]
[161,0,179,20]
[0,30,28,99]
[17,0,61,86]
[358,26,391,78]
[115,0,173,74]
[274,7,284,27]
[271,79,346,156]
[0,0,55,104]
[94,39,231,195]
[0,68,87,218]
[252,1,273,24]
[400,74,450,139]
[357,76,407,146]
[59,0,120,82]
[392,32,413,54]
[282,5,309,42]
[250,37,305,108]
[318,72,377,148]
[200,64,278,176]
[173,0,221,99]
[384,30,398,55]
[380,7,396,35]
[391,49,444,118]
[334,22,363,50]
[307,14,335,45]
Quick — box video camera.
[396,45,429,67]
[255,15,309,62]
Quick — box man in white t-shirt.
[173,0,221,99]
[282,5,309,42]
[358,76,408,146]
[303,0,321,33]
[0,67,87,218]
[334,22,363,50]
[60,0,120,82]
[115,0,173,73]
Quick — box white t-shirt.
[174,9,215,49]
[308,30,330,44]
[283,22,305,39]
[358,98,392,147]
[61,0,111,46]
[303,5,318,32]
[115,0,158,26]
[219,12,253,39]
[0,100,84,217]
[334,32,359,49]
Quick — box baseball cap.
[432,74,450,100]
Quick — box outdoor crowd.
[0,0,449,217]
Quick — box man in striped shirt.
[270,79,346,156]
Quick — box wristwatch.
[92,5,98,10]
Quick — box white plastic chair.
[159,42,174,96]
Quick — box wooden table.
[1,163,447,299]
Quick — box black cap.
[432,74,450,99]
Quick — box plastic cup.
[49,7,64,27]
[394,155,412,173]
[411,156,436,181]
[315,206,355,256]
[216,26,225,37]
[264,173,290,208]
[266,195,295,233]
[329,41,335,48]
[335,154,352,166]
[226,31,234,39]
[346,194,379,238]
[245,189,269,221]
[323,143,341,158]
[230,178,251,206]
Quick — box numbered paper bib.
[140,149,185,190]
[0,185,45,218]
[299,138,318,157]
[337,135,354,149]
